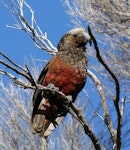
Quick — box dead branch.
[88,26,121,149]
[70,103,101,150]
[0,70,35,89]
[88,26,120,103]
[87,70,116,139]
[2,0,57,55]
[0,56,35,86]
[0,51,26,72]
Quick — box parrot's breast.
[43,58,86,96]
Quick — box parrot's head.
[58,28,91,51]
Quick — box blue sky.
[0,0,72,64]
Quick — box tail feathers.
[32,114,65,137]
[31,98,65,137]
[31,113,45,133]
[43,116,64,137]
[31,97,46,133]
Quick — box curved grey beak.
[83,32,92,46]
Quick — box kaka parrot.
[31,28,91,138]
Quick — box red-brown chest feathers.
[43,57,86,99]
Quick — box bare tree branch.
[88,26,121,149]
[0,69,35,89]
[2,0,58,55]
[70,103,101,150]
[0,51,26,72]
[87,70,116,140]
[88,26,120,104]
[0,52,36,86]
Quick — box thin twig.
[0,59,28,79]
[0,70,35,89]
[3,0,58,55]
[83,88,104,121]
[25,65,36,86]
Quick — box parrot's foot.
[63,95,73,109]
[47,83,59,91]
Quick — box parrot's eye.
[73,34,78,37]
